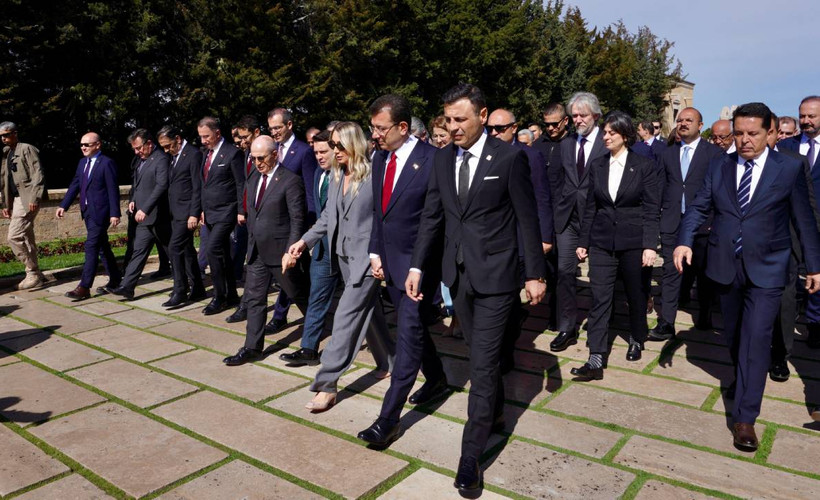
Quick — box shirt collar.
[283,134,295,150]
[682,136,701,150]
[581,126,600,144]
[610,148,628,167]
[739,147,770,168]
[392,134,418,164]
[461,130,488,159]
[802,133,820,145]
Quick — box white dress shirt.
[455,131,489,193]
[383,135,418,191]
[254,166,279,206]
[576,126,599,165]
[799,133,820,159]
[608,149,628,201]
[736,147,769,200]
[85,152,101,178]
[280,133,296,160]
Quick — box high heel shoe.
[305,392,336,412]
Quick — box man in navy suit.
[56,132,122,300]
[650,107,725,341]
[264,108,319,333]
[356,94,447,448]
[675,102,820,452]
[778,95,820,348]
[638,120,667,160]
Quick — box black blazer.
[659,139,725,234]
[579,151,660,251]
[168,142,203,221]
[130,146,170,226]
[193,140,245,224]
[411,134,546,294]
[246,167,306,267]
[552,130,609,233]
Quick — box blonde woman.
[287,122,395,411]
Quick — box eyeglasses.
[369,123,396,137]
[328,140,346,151]
[251,153,271,163]
[712,132,732,141]
[131,141,149,152]
[0,132,12,138]
[80,142,98,148]
[486,123,515,133]
[543,121,563,128]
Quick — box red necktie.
[382,152,397,213]
[203,149,213,181]
[255,174,268,210]
[246,154,253,175]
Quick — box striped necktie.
[735,160,754,255]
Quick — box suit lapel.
[565,136,580,185]
[385,143,424,217]
[582,133,606,183]
[371,152,386,216]
[747,151,779,214]
[614,154,639,203]
[669,144,683,183]
[599,160,614,204]
[259,171,280,209]
[463,138,498,214]
[722,154,742,215]
[443,144,460,213]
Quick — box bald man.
[710,120,735,153]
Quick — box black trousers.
[205,220,237,301]
[120,222,170,291]
[555,217,582,332]
[452,267,516,460]
[772,254,798,363]
[660,231,713,325]
[169,220,203,295]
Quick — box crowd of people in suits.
[4,83,820,494]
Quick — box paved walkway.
[2,263,820,499]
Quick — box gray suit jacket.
[246,167,306,267]
[131,146,170,225]
[302,170,374,286]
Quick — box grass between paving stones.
[138,456,234,500]
[700,387,724,411]
[2,470,74,499]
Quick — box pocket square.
[483,175,499,180]
[217,163,227,167]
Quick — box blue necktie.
[80,158,91,207]
[808,139,817,170]
[680,145,691,213]
[735,160,754,255]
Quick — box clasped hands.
[576,247,657,267]
[283,240,308,271]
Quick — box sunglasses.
[0,132,12,138]
[543,121,563,128]
[486,123,515,133]
[328,140,346,151]
[80,142,98,147]
[251,153,271,163]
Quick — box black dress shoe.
[96,281,120,295]
[222,347,264,366]
[408,377,449,405]
[108,285,135,300]
[769,360,790,382]
[150,268,172,280]
[265,317,288,334]
[648,322,675,341]
[225,306,247,323]
[187,287,207,302]
[453,456,481,493]
[65,286,91,301]
[550,331,578,352]
[570,363,604,380]
[279,348,320,366]
[162,292,187,308]
[357,418,401,448]
[202,297,228,315]
[626,343,643,361]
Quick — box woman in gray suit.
[288,121,395,411]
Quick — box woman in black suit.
[572,111,660,380]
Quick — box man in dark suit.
[223,135,311,366]
[550,92,608,352]
[649,107,725,341]
[674,102,820,452]
[406,83,546,493]
[57,132,122,300]
[156,126,206,307]
[638,120,667,160]
[107,129,170,300]
[778,95,820,348]
[194,116,245,315]
[264,108,319,333]
[356,94,447,448]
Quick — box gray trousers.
[309,255,395,393]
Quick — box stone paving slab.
[258,347,328,379]
[0,315,50,342]
[0,331,111,372]
[175,307,247,334]
[534,333,657,371]
[11,300,113,335]
[767,429,820,476]
[337,369,423,399]
[128,292,205,314]
[14,473,113,500]
[547,384,738,453]
[75,299,133,316]
[0,349,17,365]
[157,460,323,500]
[512,349,560,374]
[660,341,732,365]
[484,439,635,499]
[379,468,509,499]
[0,423,69,496]
[70,359,198,408]
[0,289,51,305]
[633,479,719,500]
[651,357,734,387]
[31,403,227,498]
[712,395,814,428]
[0,362,105,424]
[149,320,246,354]
[615,435,818,500]
[74,324,194,363]
[106,308,175,328]
[136,278,175,292]
[761,375,820,404]
[153,391,408,499]
[151,349,306,402]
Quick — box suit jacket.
[579,151,660,251]
[193,140,245,224]
[130,147,169,226]
[302,169,375,286]
[778,135,820,195]
[679,150,820,288]
[0,142,46,210]
[311,167,332,261]
[649,138,667,160]
[280,138,318,220]
[168,142,203,221]
[369,140,440,290]
[532,136,565,215]
[515,141,554,243]
[552,130,609,233]
[61,154,121,224]
[630,141,656,163]
[246,167,306,267]
[659,139,725,234]
[410,134,546,294]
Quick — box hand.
[282,253,296,271]
[237,214,246,226]
[370,256,384,280]
[525,279,547,305]
[642,248,657,267]
[55,207,65,219]
[28,203,38,212]
[200,212,205,225]
[576,247,588,262]
[187,216,199,230]
[128,201,135,213]
[673,245,692,274]
[542,242,553,254]
[110,217,120,227]
[1,208,9,218]
[405,270,423,302]
[288,240,307,258]
[135,209,146,223]
[807,273,820,294]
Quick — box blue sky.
[566,0,819,127]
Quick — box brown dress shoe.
[732,422,758,452]
[65,285,91,301]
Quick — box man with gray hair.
[0,122,46,290]
[778,116,799,141]
[550,92,608,352]
[410,116,428,142]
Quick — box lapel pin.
[629,167,634,172]
[413,163,420,170]
[274,177,279,182]
[485,155,493,161]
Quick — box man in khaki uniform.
[0,122,46,290]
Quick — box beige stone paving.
[0,424,69,496]
[767,429,820,476]
[712,394,815,428]
[0,315,47,342]
[0,349,17,365]
[379,468,509,499]
[174,307,247,334]
[149,320,246,354]
[11,299,113,334]
[0,330,111,371]
[651,356,734,386]
[13,473,112,499]
[127,291,204,313]
[74,324,193,363]
[337,369,423,399]
[153,391,408,499]
[30,403,227,498]
[106,307,175,328]
[633,480,720,500]
[75,299,133,316]
[534,333,657,370]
